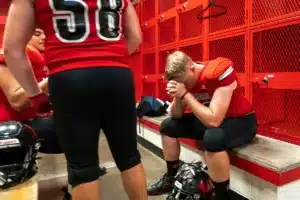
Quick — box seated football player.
[0,28,61,154]
[147,51,257,200]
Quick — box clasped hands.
[166,80,187,99]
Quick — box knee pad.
[159,117,172,135]
[115,149,141,172]
[203,128,225,152]
[159,117,179,138]
[68,164,102,187]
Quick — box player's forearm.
[125,36,141,54]
[38,78,48,94]
[170,97,185,118]
[183,93,219,127]
[124,0,142,54]
[4,49,42,97]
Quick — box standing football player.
[3,0,146,200]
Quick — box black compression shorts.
[160,113,257,151]
[48,67,141,186]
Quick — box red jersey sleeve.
[0,50,6,65]
[205,57,237,87]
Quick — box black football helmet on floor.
[166,161,213,200]
[0,121,41,189]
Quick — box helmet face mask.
[0,121,41,189]
[167,161,213,200]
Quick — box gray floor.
[38,135,168,200]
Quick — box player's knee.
[203,128,226,152]
[159,117,177,138]
[68,163,102,187]
[115,149,142,172]
[159,117,171,134]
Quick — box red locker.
[134,0,300,146]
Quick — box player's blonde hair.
[165,51,191,80]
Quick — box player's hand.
[166,81,187,98]
[166,80,177,95]
[28,93,53,117]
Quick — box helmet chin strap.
[175,190,181,199]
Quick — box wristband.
[180,90,188,100]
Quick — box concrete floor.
[37,135,168,200]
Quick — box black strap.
[197,0,226,20]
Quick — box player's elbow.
[3,37,16,56]
[207,116,225,128]
[205,120,221,128]
[196,115,222,128]
[3,46,13,59]
[3,45,24,61]
[170,109,183,119]
[170,112,183,119]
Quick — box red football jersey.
[186,57,254,117]
[26,45,49,81]
[34,0,130,74]
[0,46,48,122]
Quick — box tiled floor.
[38,135,168,200]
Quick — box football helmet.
[166,161,213,200]
[0,121,41,189]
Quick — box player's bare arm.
[167,81,186,118]
[124,0,142,54]
[183,81,237,127]
[170,97,186,118]
[3,0,42,97]
[0,64,48,111]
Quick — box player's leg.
[48,69,104,200]
[99,67,147,200]
[148,114,206,195]
[203,114,257,200]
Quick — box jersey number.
[49,0,123,43]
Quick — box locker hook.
[197,0,226,20]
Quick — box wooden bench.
[138,115,300,200]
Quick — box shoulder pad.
[204,57,233,80]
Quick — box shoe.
[147,173,175,196]
[99,166,107,176]
[61,186,71,200]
